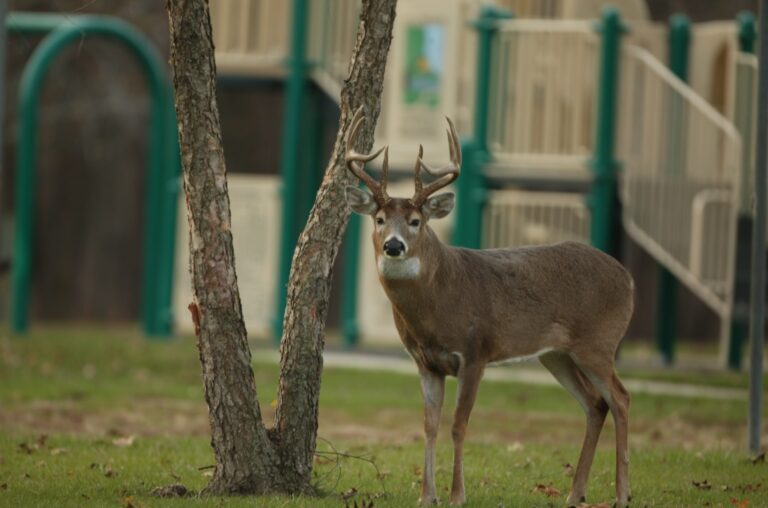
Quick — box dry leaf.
[507,441,524,452]
[563,463,575,477]
[730,498,750,508]
[531,483,561,497]
[341,487,358,500]
[151,483,189,498]
[112,435,136,448]
[104,466,117,478]
[0,483,7,491]
[693,479,712,490]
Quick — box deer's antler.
[345,106,389,204]
[412,117,462,207]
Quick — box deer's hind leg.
[539,351,609,507]
[569,351,631,508]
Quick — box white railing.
[308,0,360,100]
[209,0,290,76]
[488,20,598,172]
[483,190,590,247]
[173,175,281,337]
[618,45,742,318]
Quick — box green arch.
[7,12,180,336]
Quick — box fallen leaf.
[563,463,575,477]
[270,399,277,408]
[36,435,48,448]
[104,466,117,478]
[0,483,7,491]
[693,479,712,490]
[112,435,136,448]
[341,487,358,500]
[151,483,189,498]
[730,498,750,508]
[507,441,524,452]
[201,470,213,478]
[18,442,35,455]
[531,483,561,497]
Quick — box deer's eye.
[409,219,421,227]
[376,217,385,225]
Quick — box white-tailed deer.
[344,107,634,507]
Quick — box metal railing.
[487,20,598,173]
[209,0,290,76]
[308,0,360,100]
[618,45,742,317]
[483,190,590,247]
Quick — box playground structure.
[5,12,181,337]
[169,0,761,370]
[4,3,762,370]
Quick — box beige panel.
[174,175,281,338]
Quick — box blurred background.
[1,0,764,371]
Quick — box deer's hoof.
[614,498,630,508]
[566,494,586,508]
[449,493,465,505]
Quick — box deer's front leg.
[419,370,446,505]
[450,363,484,505]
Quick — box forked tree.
[166,0,397,495]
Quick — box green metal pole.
[453,6,512,248]
[727,11,758,369]
[7,13,172,336]
[655,14,690,365]
[341,186,362,347]
[274,0,310,342]
[589,7,624,254]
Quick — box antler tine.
[413,144,424,195]
[412,117,462,206]
[345,106,389,202]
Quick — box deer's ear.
[345,186,378,215]
[422,192,455,220]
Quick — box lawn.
[1,328,766,507]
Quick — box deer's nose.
[383,238,405,257]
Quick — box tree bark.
[167,0,397,495]
[166,0,283,494]
[272,0,397,487]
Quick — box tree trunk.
[272,0,397,487]
[166,0,283,494]
[167,0,397,495]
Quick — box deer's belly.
[405,344,461,377]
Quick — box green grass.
[1,327,767,507]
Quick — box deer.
[343,107,635,507]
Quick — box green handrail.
[589,7,625,254]
[654,14,690,365]
[453,5,513,249]
[274,0,310,342]
[7,12,178,336]
[728,11,758,370]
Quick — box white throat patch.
[378,257,421,279]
